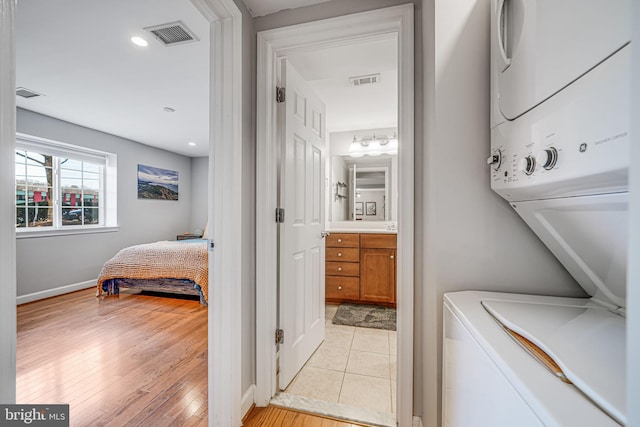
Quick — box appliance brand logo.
[1,405,68,426]
[579,143,588,153]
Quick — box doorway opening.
[2,0,243,424]
[255,5,414,427]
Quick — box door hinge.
[275,328,284,344]
[276,86,286,103]
[275,208,285,223]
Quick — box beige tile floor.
[285,304,397,414]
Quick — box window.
[15,133,117,234]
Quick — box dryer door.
[495,0,630,120]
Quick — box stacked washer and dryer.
[443,1,630,426]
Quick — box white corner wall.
[16,109,193,299]
[0,0,17,404]
[190,156,209,233]
[420,0,585,426]
[627,2,639,425]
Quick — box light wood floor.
[17,288,208,427]
[243,405,373,427]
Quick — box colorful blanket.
[96,240,208,303]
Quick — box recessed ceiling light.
[162,107,175,113]
[131,36,148,47]
[188,142,197,146]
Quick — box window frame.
[15,133,118,238]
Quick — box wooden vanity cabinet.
[325,233,360,302]
[325,232,396,306]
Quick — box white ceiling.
[16,0,210,157]
[16,0,396,158]
[242,0,334,17]
[286,36,398,133]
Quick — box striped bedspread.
[96,240,208,303]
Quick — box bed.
[96,239,208,305]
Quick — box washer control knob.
[518,156,536,176]
[536,147,558,170]
[486,149,502,171]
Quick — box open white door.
[278,58,326,389]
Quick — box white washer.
[443,1,630,426]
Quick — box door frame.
[255,4,415,425]
[191,0,244,425]
[0,0,244,425]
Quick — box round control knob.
[486,149,502,171]
[536,147,558,170]
[518,155,536,176]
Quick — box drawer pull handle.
[338,286,343,290]
[390,255,395,259]
[338,252,342,257]
[338,238,342,243]
[338,267,342,271]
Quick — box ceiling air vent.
[144,21,198,47]
[16,87,43,99]
[349,73,381,87]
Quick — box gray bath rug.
[332,304,396,331]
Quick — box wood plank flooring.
[242,405,373,427]
[17,288,208,427]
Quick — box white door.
[278,59,326,389]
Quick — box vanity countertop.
[326,228,397,235]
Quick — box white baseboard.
[17,279,96,305]
[413,416,423,427]
[241,384,256,420]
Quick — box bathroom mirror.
[330,154,397,222]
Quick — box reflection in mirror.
[330,154,397,222]
[329,128,398,223]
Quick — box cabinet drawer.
[326,247,360,262]
[326,261,360,277]
[326,233,360,248]
[326,276,359,300]
[360,233,397,249]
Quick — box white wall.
[16,108,193,298]
[627,1,639,425]
[0,0,17,404]
[190,156,209,234]
[420,1,585,425]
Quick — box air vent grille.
[144,21,198,46]
[16,87,42,98]
[349,73,381,86]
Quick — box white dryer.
[444,0,630,426]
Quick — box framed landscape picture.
[366,202,376,216]
[355,202,364,215]
[137,164,179,200]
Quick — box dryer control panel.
[490,45,630,203]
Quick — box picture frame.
[137,164,179,200]
[365,202,376,216]
[355,202,364,215]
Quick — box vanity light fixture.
[131,36,149,47]
[349,132,398,157]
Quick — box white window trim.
[15,132,117,236]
